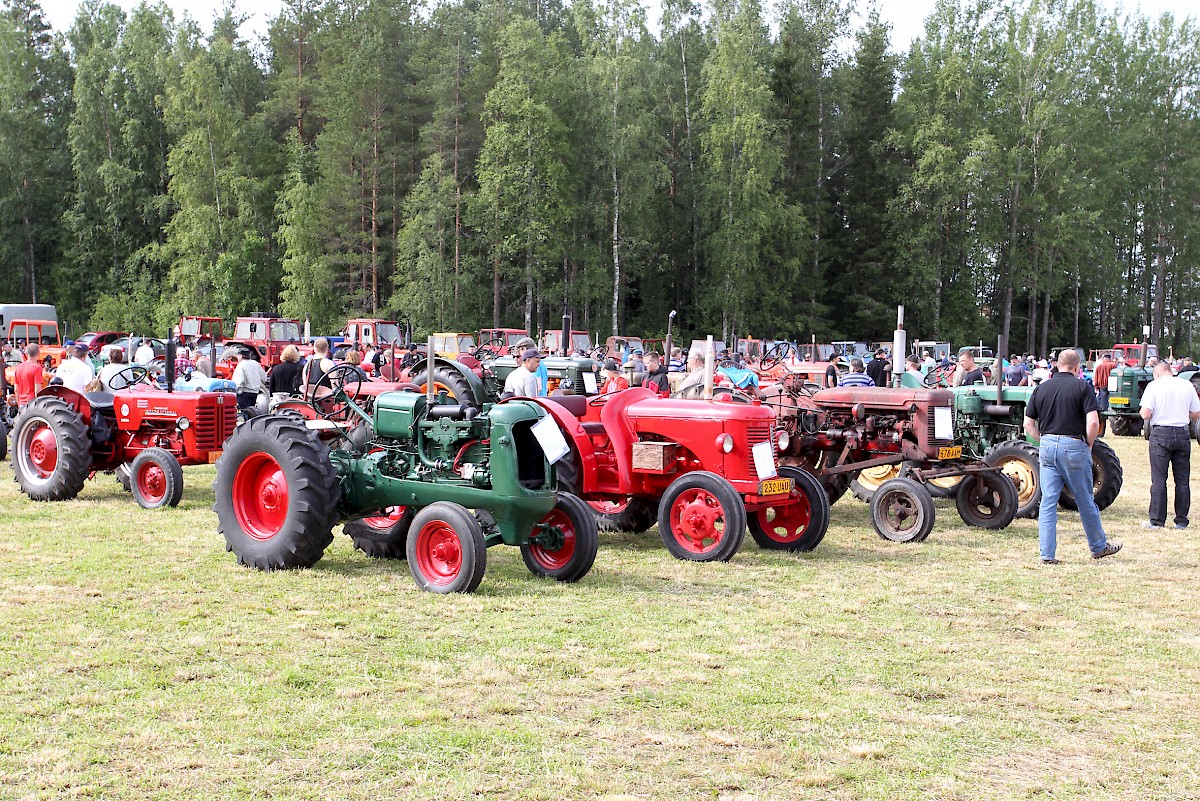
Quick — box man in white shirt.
[502,349,541,398]
[232,350,269,414]
[98,347,132,391]
[134,339,156,366]
[1139,362,1200,530]
[55,345,96,394]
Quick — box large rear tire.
[657,471,746,562]
[983,440,1041,519]
[406,502,487,593]
[1059,439,1123,512]
[410,365,481,409]
[851,463,903,503]
[748,466,831,552]
[213,415,340,570]
[345,507,413,559]
[954,470,1018,530]
[870,477,935,543]
[11,396,92,501]
[1108,415,1141,437]
[522,492,599,582]
[130,447,184,509]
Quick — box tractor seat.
[544,394,588,419]
[85,391,115,410]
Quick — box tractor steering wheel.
[760,342,793,370]
[925,362,955,388]
[472,337,505,360]
[110,365,152,390]
[308,364,365,419]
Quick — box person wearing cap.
[513,336,549,396]
[55,344,96,394]
[599,358,628,394]
[399,342,420,371]
[627,349,647,386]
[550,378,575,397]
[502,349,542,398]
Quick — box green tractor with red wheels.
[213,366,598,593]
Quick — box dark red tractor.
[525,387,831,560]
[9,342,236,508]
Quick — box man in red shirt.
[1092,353,1114,410]
[13,343,45,407]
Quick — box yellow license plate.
[937,446,963,460]
[758,477,793,496]
[1109,396,1129,405]
[207,451,222,464]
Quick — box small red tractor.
[9,341,236,508]
[7,319,67,368]
[527,387,831,560]
[760,373,1017,542]
[225,315,312,367]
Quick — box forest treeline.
[1,0,1197,352]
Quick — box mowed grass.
[1,437,1198,800]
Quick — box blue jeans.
[1038,435,1109,559]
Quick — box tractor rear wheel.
[345,507,414,559]
[821,472,850,505]
[130,447,184,509]
[522,492,599,582]
[1192,416,1200,443]
[213,415,340,570]
[115,463,132,492]
[657,471,746,562]
[748,466,830,552]
[589,497,657,533]
[11,396,92,501]
[1060,439,1123,512]
[870,478,935,543]
[411,365,480,409]
[851,463,904,503]
[0,416,7,462]
[1108,415,1141,437]
[407,502,487,593]
[924,472,965,499]
[954,470,1018,530]
[984,440,1041,518]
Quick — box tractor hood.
[948,384,1034,402]
[624,396,777,426]
[813,386,954,411]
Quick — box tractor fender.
[411,356,487,404]
[524,397,601,496]
[40,385,92,425]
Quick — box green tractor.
[1101,342,1163,436]
[213,367,598,593]
[948,383,1122,519]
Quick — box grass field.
[1,436,1198,800]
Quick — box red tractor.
[526,387,831,560]
[224,315,312,367]
[9,343,236,508]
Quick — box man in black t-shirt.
[866,349,890,387]
[1023,348,1122,564]
[824,355,842,388]
[952,353,985,386]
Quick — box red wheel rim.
[754,493,811,544]
[362,506,408,529]
[231,452,289,540]
[669,488,728,554]
[136,461,167,504]
[413,520,463,586]
[527,508,576,570]
[587,498,630,515]
[27,423,58,478]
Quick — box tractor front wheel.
[406,502,487,593]
[213,415,340,570]
[130,447,184,509]
[984,440,1041,518]
[522,492,599,582]
[11,396,92,501]
[1059,439,1123,513]
[748,466,831,552]
[870,477,935,543]
[345,507,414,559]
[954,470,1018,530]
[657,471,746,562]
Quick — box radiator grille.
[194,406,218,450]
[746,425,772,472]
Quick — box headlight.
[176,417,191,431]
[776,429,790,452]
[716,433,734,453]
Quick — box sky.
[37,0,1199,51]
